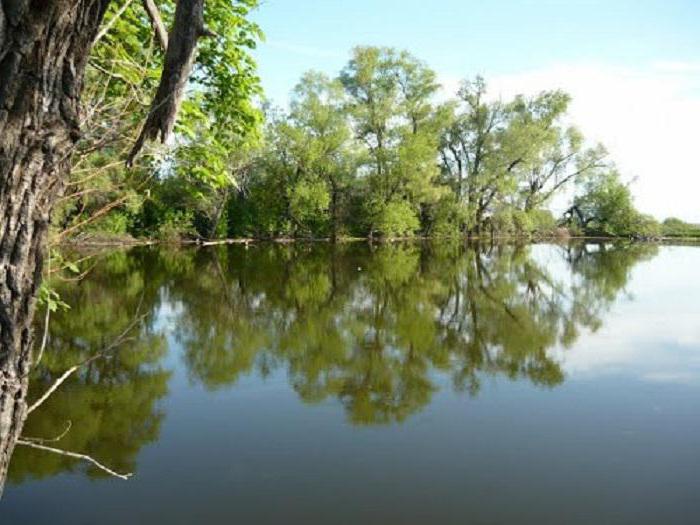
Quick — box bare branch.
[57,195,131,240]
[94,0,136,45]
[27,313,145,415]
[16,439,132,480]
[34,256,52,368]
[28,356,100,416]
[54,264,97,284]
[34,303,50,368]
[142,0,169,51]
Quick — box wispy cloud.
[265,40,345,60]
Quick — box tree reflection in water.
[172,241,655,423]
[5,241,657,487]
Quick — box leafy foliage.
[661,217,700,238]
[54,0,263,242]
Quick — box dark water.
[3,242,700,524]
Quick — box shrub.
[661,217,700,238]
[288,179,330,236]
[85,211,132,236]
[375,200,420,237]
[528,209,557,235]
[156,210,197,241]
[429,197,467,237]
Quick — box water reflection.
[7,241,657,486]
[172,242,655,423]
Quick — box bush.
[85,211,132,236]
[662,217,700,238]
[288,179,330,236]
[156,210,197,241]
[490,208,515,234]
[630,213,661,238]
[375,200,420,237]
[528,209,557,235]
[429,197,467,237]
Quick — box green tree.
[268,72,357,237]
[439,78,608,236]
[56,0,264,242]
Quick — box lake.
[3,241,700,524]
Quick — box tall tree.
[564,169,659,237]
[341,46,441,237]
[1,0,113,493]
[288,72,355,239]
[439,78,606,235]
[438,77,509,234]
[260,72,355,238]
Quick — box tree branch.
[127,0,212,166]
[16,439,132,480]
[27,312,145,415]
[141,0,169,51]
[22,421,73,444]
[94,0,136,45]
[57,195,131,240]
[33,256,52,369]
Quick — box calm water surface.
[3,242,700,524]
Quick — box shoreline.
[53,234,700,249]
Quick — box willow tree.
[0,0,258,495]
[340,46,441,237]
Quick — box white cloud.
[440,63,700,222]
[652,61,700,74]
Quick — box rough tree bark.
[0,0,112,495]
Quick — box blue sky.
[251,0,700,221]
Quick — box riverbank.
[54,231,700,249]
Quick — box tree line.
[58,35,665,242]
[0,0,685,490]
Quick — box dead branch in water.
[18,298,148,484]
[16,439,132,480]
[27,312,144,415]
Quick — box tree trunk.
[474,206,484,238]
[128,0,210,165]
[330,182,338,242]
[0,360,28,497]
[209,188,230,239]
[0,0,111,495]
